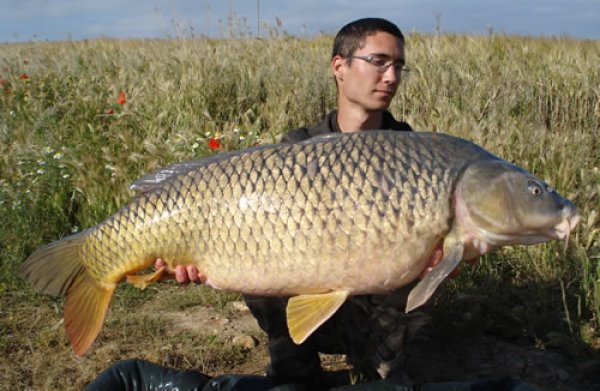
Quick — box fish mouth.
[549,212,580,241]
[473,209,581,248]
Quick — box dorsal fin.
[129,144,273,194]
[128,133,354,195]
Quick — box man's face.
[332,32,406,112]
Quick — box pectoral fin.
[406,239,465,313]
[126,267,172,290]
[287,290,349,344]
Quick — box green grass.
[0,32,598,389]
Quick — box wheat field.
[0,32,598,389]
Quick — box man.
[283,17,412,139]
[165,18,420,385]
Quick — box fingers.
[187,265,200,283]
[154,258,204,285]
[175,265,203,284]
[175,266,188,283]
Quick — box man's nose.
[382,65,398,84]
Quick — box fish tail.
[19,232,116,356]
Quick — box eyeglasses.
[349,54,409,75]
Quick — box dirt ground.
[163,295,600,391]
[4,284,598,390]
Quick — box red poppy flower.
[117,91,126,105]
[19,73,29,80]
[105,108,115,115]
[208,137,221,150]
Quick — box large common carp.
[20,131,579,356]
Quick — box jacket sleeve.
[398,121,413,131]
[279,128,312,143]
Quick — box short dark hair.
[331,18,405,60]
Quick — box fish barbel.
[19,131,579,356]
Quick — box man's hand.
[154,258,206,284]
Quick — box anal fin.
[287,290,349,344]
[126,266,172,290]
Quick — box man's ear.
[331,55,346,83]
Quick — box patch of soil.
[161,301,270,375]
[162,303,262,340]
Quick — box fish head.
[455,159,580,248]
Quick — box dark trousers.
[85,359,210,391]
[243,286,423,383]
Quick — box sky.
[1,0,599,43]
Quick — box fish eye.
[527,180,543,196]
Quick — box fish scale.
[20,130,579,355]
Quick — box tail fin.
[19,232,116,356]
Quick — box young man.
[167,18,419,385]
[284,17,411,140]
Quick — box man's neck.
[336,107,384,133]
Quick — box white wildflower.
[53,152,64,160]
[36,168,45,175]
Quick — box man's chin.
[367,101,392,112]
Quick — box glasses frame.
[348,54,409,75]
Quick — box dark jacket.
[244,110,418,385]
[281,110,412,143]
